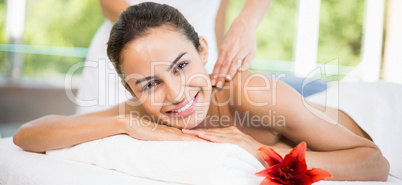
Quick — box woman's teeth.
[173,96,195,113]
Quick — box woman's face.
[121,26,212,129]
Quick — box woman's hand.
[182,126,268,166]
[211,20,257,88]
[211,0,272,88]
[123,117,205,142]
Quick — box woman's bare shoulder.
[222,70,291,107]
[217,71,303,127]
[216,71,274,117]
[232,70,273,86]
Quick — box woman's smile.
[165,91,200,117]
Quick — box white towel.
[2,137,400,185]
[46,135,265,185]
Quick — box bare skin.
[206,74,373,148]
[14,26,389,181]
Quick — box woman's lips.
[166,91,200,117]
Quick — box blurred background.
[1,0,400,137]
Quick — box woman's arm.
[215,0,228,49]
[235,0,272,29]
[13,101,133,153]
[211,0,272,88]
[14,102,204,153]
[99,0,130,22]
[13,115,125,153]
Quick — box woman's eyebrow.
[135,52,187,85]
[167,52,187,71]
[135,76,157,85]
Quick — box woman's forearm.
[99,0,130,22]
[13,115,126,153]
[235,0,272,30]
[276,147,390,181]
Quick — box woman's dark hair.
[107,2,201,79]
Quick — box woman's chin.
[170,106,209,129]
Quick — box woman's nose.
[164,79,185,104]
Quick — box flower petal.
[255,168,273,177]
[258,146,284,166]
[306,168,333,183]
[259,178,282,185]
[292,173,312,185]
[283,141,307,172]
[255,164,282,177]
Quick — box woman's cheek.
[135,91,151,103]
[185,70,211,87]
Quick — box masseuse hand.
[211,19,257,88]
[124,117,205,142]
[182,126,268,166]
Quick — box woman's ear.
[198,37,209,65]
[121,80,137,98]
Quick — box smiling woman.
[114,26,211,128]
[13,2,391,182]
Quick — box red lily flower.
[255,142,332,185]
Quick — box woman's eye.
[142,81,158,91]
[173,61,188,74]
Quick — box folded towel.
[46,135,265,185]
[2,137,400,185]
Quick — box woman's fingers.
[226,51,247,80]
[128,122,206,142]
[212,47,237,88]
[211,52,226,86]
[211,51,227,87]
[239,52,255,72]
[182,126,243,142]
[159,128,207,142]
[197,132,230,143]
[211,30,256,88]
[182,129,230,142]
[182,128,224,136]
[183,126,238,134]
[176,134,207,142]
[183,127,266,166]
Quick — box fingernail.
[216,81,223,88]
[225,74,232,81]
[182,129,190,132]
[211,78,216,86]
[239,67,244,71]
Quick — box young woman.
[14,2,389,181]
